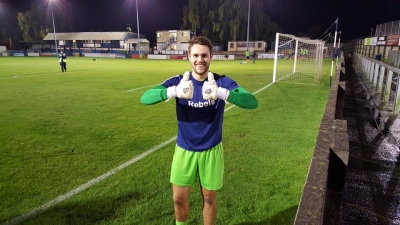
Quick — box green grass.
[0,56,333,225]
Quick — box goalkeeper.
[140,36,258,225]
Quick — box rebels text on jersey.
[162,72,239,151]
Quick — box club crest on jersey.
[188,100,216,108]
[204,88,212,94]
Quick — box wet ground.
[339,59,400,224]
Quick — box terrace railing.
[352,53,400,131]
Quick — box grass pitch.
[0,56,333,224]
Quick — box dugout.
[19,41,52,52]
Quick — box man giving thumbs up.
[140,36,258,225]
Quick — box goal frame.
[273,33,325,84]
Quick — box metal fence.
[352,53,400,130]
[345,38,400,62]
[375,20,400,36]
[388,50,400,68]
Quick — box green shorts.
[170,143,224,190]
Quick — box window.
[257,42,262,48]
[230,43,234,48]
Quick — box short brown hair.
[188,36,213,55]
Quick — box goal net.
[273,33,325,84]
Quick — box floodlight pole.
[50,0,57,53]
[246,0,250,50]
[335,31,341,68]
[136,0,140,57]
[330,17,338,87]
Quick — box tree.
[0,7,21,47]
[17,11,33,41]
[17,0,75,41]
[181,0,282,44]
[17,3,47,41]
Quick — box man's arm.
[227,87,258,109]
[140,85,168,105]
[141,72,193,105]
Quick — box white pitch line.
[5,136,177,225]
[2,73,55,79]
[253,81,275,95]
[127,84,159,92]
[5,81,275,225]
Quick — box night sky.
[1,0,399,43]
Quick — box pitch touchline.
[5,136,177,225]
[127,84,159,92]
[5,81,274,225]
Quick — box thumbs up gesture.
[202,72,230,101]
[202,72,218,100]
[176,71,194,99]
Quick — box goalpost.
[273,33,325,84]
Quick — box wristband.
[166,86,177,99]
[217,87,230,101]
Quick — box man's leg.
[198,143,224,225]
[201,187,217,225]
[172,184,191,224]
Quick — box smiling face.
[188,44,213,81]
[187,36,213,81]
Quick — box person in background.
[252,51,256,64]
[245,49,250,63]
[140,36,258,225]
[58,50,67,72]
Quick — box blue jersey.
[162,72,239,152]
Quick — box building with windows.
[155,30,196,54]
[227,41,267,52]
[43,32,149,54]
[154,30,267,54]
